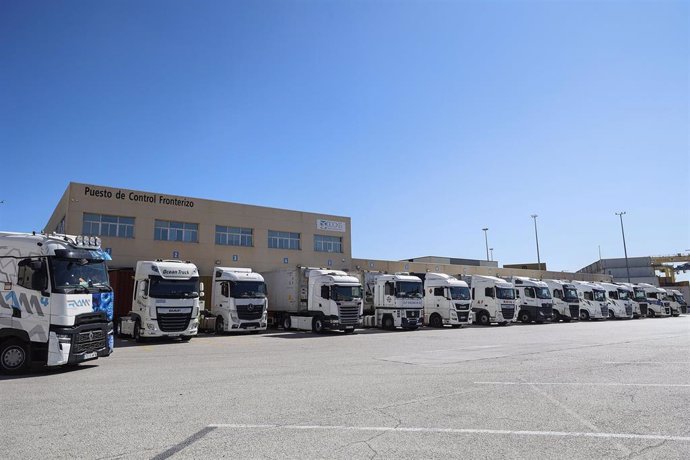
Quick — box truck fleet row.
[1,232,686,373]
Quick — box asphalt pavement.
[1,316,689,459]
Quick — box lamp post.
[531,214,541,269]
[482,228,489,261]
[615,211,631,283]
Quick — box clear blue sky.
[1,0,688,272]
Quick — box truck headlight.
[146,322,156,330]
[57,333,71,344]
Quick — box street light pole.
[615,211,631,283]
[482,228,489,261]
[531,214,541,269]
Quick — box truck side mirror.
[138,282,147,298]
[199,281,205,292]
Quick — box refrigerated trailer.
[0,232,113,373]
[413,272,471,328]
[262,267,362,333]
[118,260,202,341]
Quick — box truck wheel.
[552,311,560,323]
[133,321,143,343]
[215,316,224,335]
[382,316,394,330]
[312,317,324,333]
[563,317,571,323]
[647,310,655,318]
[580,310,589,321]
[608,310,615,320]
[283,316,291,330]
[519,311,531,323]
[0,339,29,374]
[180,336,192,342]
[430,314,443,328]
[477,311,490,326]
[344,328,356,334]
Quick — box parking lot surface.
[2,317,689,459]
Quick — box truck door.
[11,259,50,343]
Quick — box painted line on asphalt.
[604,362,690,365]
[475,381,690,387]
[208,424,690,442]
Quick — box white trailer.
[0,232,113,373]
[572,281,608,320]
[506,277,554,323]
[362,272,423,330]
[600,282,634,319]
[664,289,686,316]
[118,260,202,341]
[414,273,471,328]
[467,275,516,326]
[543,279,580,322]
[637,283,671,317]
[204,267,268,333]
[262,267,362,333]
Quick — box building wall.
[46,183,352,276]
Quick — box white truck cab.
[507,277,554,324]
[543,279,580,322]
[416,273,472,328]
[118,260,202,341]
[468,275,516,326]
[572,281,608,320]
[363,272,423,330]
[617,283,648,318]
[663,289,685,317]
[637,283,671,317]
[211,267,267,333]
[600,282,634,319]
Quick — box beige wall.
[46,183,352,276]
[351,258,613,283]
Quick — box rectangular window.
[314,234,343,253]
[154,220,198,243]
[268,230,300,250]
[215,225,253,247]
[82,213,135,238]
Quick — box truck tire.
[0,339,30,374]
[312,317,324,334]
[519,311,531,323]
[180,336,192,342]
[215,316,224,335]
[344,328,356,334]
[429,314,443,328]
[552,311,560,323]
[476,311,490,326]
[608,310,615,320]
[563,317,571,323]
[580,310,589,321]
[382,316,394,330]
[283,315,291,330]
[133,320,143,343]
[647,310,655,318]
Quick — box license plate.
[83,352,98,360]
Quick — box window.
[83,213,134,238]
[17,258,47,291]
[385,282,395,296]
[154,220,198,243]
[268,230,300,250]
[484,287,495,298]
[216,226,253,247]
[314,234,342,253]
[433,287,445,297]
[221,282,229,298]
[525,287,535,298]
[584,292,593,301]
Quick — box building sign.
[232,255,238,262]
[172,250,179,259]
[316,219,346,233]
[83,185,194,208]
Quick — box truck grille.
[600,306,608,317]
[406,310,420,319]
[569,305,579,318]
[237,304,264,320]
[664,307,671,315]
[338,305,360,325]
[158,313,191,332]
[74,329,106,353]
[501,307,514,319]
[625,305,632,316]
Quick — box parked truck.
[467,275,516,326]
[263,267,362,333]
[572,281,608,320]
[617,283,648,318]
[506,277,553,323]
[118,260,202,341]
[413,272,471,328]
[0,232,113,373]
[600,282,634,319]
[362,272,423,330]
[543,279,579,322]
[637,283,671,317]
[205,267,268,333]
[664,289,686,315]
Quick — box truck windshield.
[496,287,515,300]
[633,288,646,301]
[563,288,579,302]
[230,281,267,298]
[450,287,471,300]
[50,257,110,293]
[593,290,605,301]
[396,282,423,298]
[535,287,551,299]
[677,295,686,304]
[332,285,363,301]
[149,276,199,298]
[617,290,630,301]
